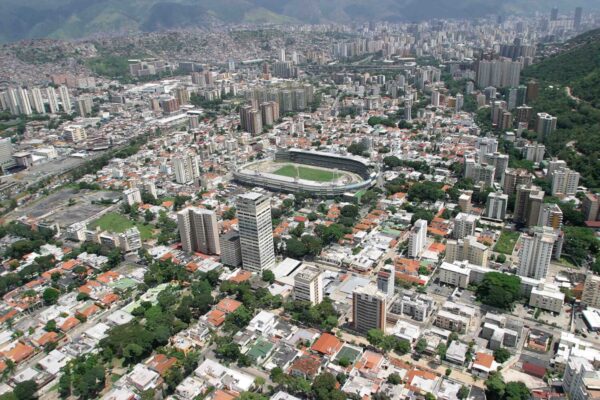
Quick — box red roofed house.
[311,333,342,356]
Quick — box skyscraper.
[173,155,200,184]
[538,203,563,230]
[294,266,324,305]
[220,231,242,267]
[536,113,557,140]
[46,87,59,114]
[452,213,477,239]
[237,192,275,272]
[574,7,583,29]
[550,8,559,21]
[30,87,45,114]
[353,284,387,333]
[408,219,427,258]
[518,226,557,280]
[551,168,580,197]
[485,192,508,220]
[514,184,544,226]
[377,265,395,299]
[177,207,221,255]
[59,86,71,113]
[16,88,32,116]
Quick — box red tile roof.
[311,333,342,356]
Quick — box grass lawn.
[273,164,336,182]
[494,230,520,254]
[90,212,154,240]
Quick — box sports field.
[273,164,336,182]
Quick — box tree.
[387,372,402,385]
[312,373,345,400]
[496,254,507,264]
[476,272,521,310]
[42,288,60,305]
[285,238,307,259]
[367,329,385,348]
[458,386,470,400]
[44,320,57,332]
[10,380,37,400]
[394,339,411,355]
[302,235,323,257]
[437,343,447,360]
[262,270,275,284]
[337,357,350,367]
[485,372,506,400]
[493,348,511,363]
[504,381,530,400]
[223,207,237,220]
[415,338,427,354]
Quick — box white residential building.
[518,226,557,280]
[408,219,427,258]
[452,213,477,239]
[294,266,323,305]
[122,187,142,206]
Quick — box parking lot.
[10,188,121,228]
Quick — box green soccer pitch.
[273,164,337,182]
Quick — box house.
[2,342,34,364]
[194,359,254,393]
[247,311,277,335]
[471,352,496,378]
[127,364,161,392]
[175,376,206,399]
[146,354,178,376]
[446,341,469,365]
[289,354,322,379]
[311,333,342,357]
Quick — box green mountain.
[522,29,600,188]
[0,0,598,43]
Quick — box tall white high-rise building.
[551,168,580,196]
[16,87,32,116]
[30,87,45,114]
[485,192,508,220]
[294,266,323,305]
[46,87,59,114]
[408,219,427,258]
[173,155,200,184]
[237,192,275,272]
[452,213,477,239]
[518,226,557,280]
[177,207,221,255]
[5,88,19,115]
[59,86,72,113]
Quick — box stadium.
[233,149,379,197]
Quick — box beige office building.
[445,235,489,267]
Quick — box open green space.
[494,231,520,255]
[273,164,336,182]
[90,212,154,240]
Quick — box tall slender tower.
[237,192,275,272]
[59,86,72,113]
